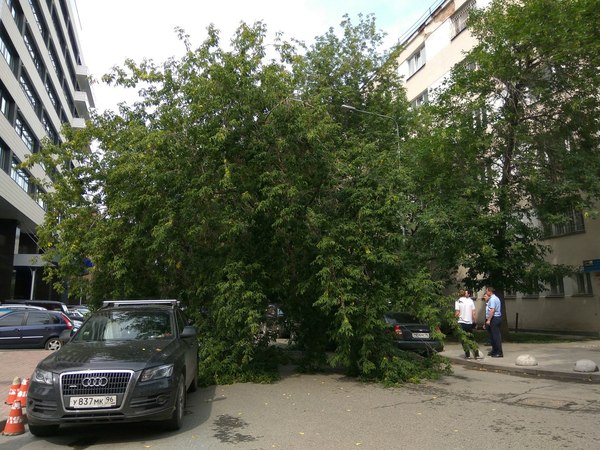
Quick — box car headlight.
[140,364,174,382]
[32,368,53,385]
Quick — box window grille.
[451,0,476,38]
[542,208,585,237]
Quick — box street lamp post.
[341,104,400,153]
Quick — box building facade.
[0,0,93,301]
[396,0,600,335]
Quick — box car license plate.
[412,332,430,339]
[69,396,116,408]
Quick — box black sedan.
[0,309,75,350]
[27,300,199,436]
[384,312,444,354]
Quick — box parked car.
[3,299,70,314]
[384,312,444,354]
[0,304,47,313]
[0,310,75,350]
[261,303,289,339]
[3,299,84,328]
[69,305,91,316]
[27,299,199,436]
[65,309,87,327]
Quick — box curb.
[447,355,600,384]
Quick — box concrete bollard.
[573,359,599,373]
[515,354,538,366]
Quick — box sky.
[74,0,431,113]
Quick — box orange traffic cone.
[16,378,29,403]
[2,400,25,436]
[4,377,21,405]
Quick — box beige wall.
[506,295,600,335]
[398,0,485,102]
[505,215,600,336]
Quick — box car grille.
[61,371,133,396]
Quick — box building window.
[65,53,78,90]
[464,61,477,72]
[0,30,15,69]
[10,157,29,192]
[65,88,78,118]
[7,0,24,28]
[1,95,9,117]
[45,79,58,109]
[24,30,43,75]
[32,185,47,210]
[0,83,13,118]
[522,276,540,299]
[15,115,37,152]
[0,141,9,172]
[42,113,59,144]
[542,208,585,237]
[411,89,429,109]
[575,273,593,295]
[19,73,40,112]
[472,107,487,129]
[451,0,476,39]
[548,276,565,297]
[48,43,59,74]
[29,0,48,39]
[407,45,425,77]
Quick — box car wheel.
[45,337,62,351]
[163,375,185,431]
[29,423,59,436]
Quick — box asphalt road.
[2,363,599,449]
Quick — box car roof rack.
[101,299,179,308]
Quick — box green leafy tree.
[405,0,600,334]
[30,16,451,384]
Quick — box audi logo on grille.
[81,377,109,387]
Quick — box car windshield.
[73,310,173,342]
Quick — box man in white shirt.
[455,289,478,358]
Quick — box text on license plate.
[412,333,430,339]
[69,396,116,408]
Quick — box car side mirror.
[59,328,74,343]
[181,325,197,338]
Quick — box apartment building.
[396,0,600,335]
[0,0,93,301]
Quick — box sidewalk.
[440,339,600,383]
[0,349,50,428]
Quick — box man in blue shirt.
[485,286,503,357]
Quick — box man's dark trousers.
[490,316,503,356]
